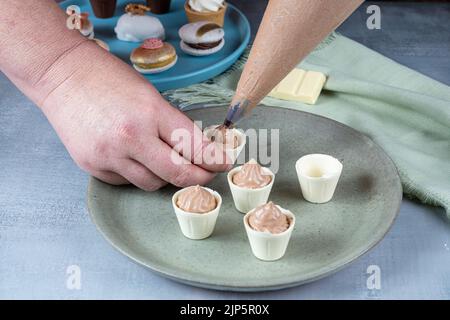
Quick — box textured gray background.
[0,1,449,299]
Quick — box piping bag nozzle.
[222,99,251,128]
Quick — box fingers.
[91,170,129,185]
[157,104,232,172]
[114,158,168,191]
[92,162,168,191]
[132,137,217,188]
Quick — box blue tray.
[60,0,250,91]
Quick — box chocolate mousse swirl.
[248,202,290,234]
[210,126,239,149]
[176,185,217,213]
[232,159,272,189]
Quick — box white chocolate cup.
[243,206,295,261]
[203,125,246,164]
[295,154,343,204]
[227,166,275,213]
[172,187,222,240]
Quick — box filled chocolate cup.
[243,203,296,261]
[227,160,275,213]
[203,124,246,164]
[172,186,222,240]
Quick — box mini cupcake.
[130,38,177,74]
[179,21,225,56]
[172,185,222,240]
[243,202,295,261]
[227,159,274,213]
[295,154,343,203]
[114,4,165,42]
[147,0,172,14]
[89,0,117,18]
[184,0,227,27]
[203,124,246,164]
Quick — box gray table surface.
[1,1,449,299]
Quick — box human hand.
[39,42,230,191]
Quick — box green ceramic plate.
[88,106,402,291]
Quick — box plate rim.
[87,106,402,292]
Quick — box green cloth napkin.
[164,33,450,217]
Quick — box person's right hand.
[37,41,231,191]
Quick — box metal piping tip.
[222,119,234,129]
[223,99,250,128]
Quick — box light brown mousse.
[248,202,290,234]
[209,126,239,149]
[232,159,272,189]
[176,185,217,213]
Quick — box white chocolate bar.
[268,68,327,104]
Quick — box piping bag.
[222,0,363,128]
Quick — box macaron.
[178,21,225,56]
[130,38,177,74]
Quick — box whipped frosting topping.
[189,0,225,12]
[176,185,217,213]
[209,126,239,149]
[232,159,272,189]
[248,202,290,234]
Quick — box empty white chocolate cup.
[172,187,222,240]
[295,154,343,203]
[227,166,275,213]
[243,206,295,261]
[203,125,246,164]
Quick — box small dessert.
[232,159,272,189]
[93,38,110,51]
[208,125,238,148]
[179,21,225,56]
[66,6,94,38]
[114,4,165,42]
[176,185,217,213]
[227,159,274,213]
[89,0,117,18]
[295,154,343,203]
[244,202,296,261]
[185,0,227,27]
[66,6,109,51]
[248,202,290,234]
[172,185,222,240]
[147,0,172,14]
[130,38,177,74]
[203,124,246,164]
